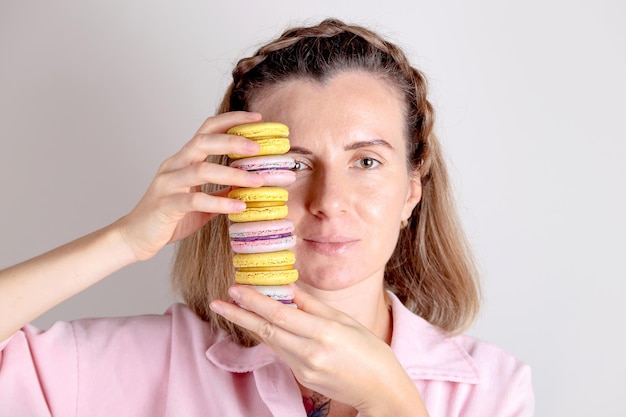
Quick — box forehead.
[248,71,407,146]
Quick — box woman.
[0,19,533,416]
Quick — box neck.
[297,280,392,344]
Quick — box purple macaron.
[230,155,296,187]
[229,219,296,254]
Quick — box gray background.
[1,1,624,415]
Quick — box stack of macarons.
[226,122,298,307]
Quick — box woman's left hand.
[209,285,429,417]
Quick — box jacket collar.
[387,291,479,384]
[206,291,479,384]
[205,333,278,373]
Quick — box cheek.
[285,176,410,216]
[283,182,304,211]
[364,180,411,216]
[362,191,394,219]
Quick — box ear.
[401,170,422,220]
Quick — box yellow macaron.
[227,122,289,139]
[228,187,288,203]
[228,187,289,222]
[233,250,298,285]
[227,122,290,159]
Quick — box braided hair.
[174,19,480,346]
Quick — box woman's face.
[250,71,421,292]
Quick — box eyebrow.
[288,139,395,155]
[346,139,394,151]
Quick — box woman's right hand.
[114,111,265,262]
[1,111,265,340]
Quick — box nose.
[307,169,348,219]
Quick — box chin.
[295,266,381,292]
[296,278,353,292]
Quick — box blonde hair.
[173,18,480,346]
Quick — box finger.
[226,285,349,340]
[158,161,264,191]
[160,112,263,172]
[209,290,308,351]
[160,133,259,173]
[163,191,247,216]
[290,287,359,328]
[195,111,262,135]
[291,286,350,319]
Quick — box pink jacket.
[0,293,534,416]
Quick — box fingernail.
[232,200,247,212]
[250,172,265,186]
[209,301,224,315]
[228,285,242,300]
[245,139,261,153]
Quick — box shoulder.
[3,303,220,364]
[0,304,214,415]
[390,290,531,384]
[388,292,534,415]
[2,304,185,355]
[69,303,214,354]
[453,334,535,415]
[455,333,533,392]
[456,333,531,380]
[3,303,216,372]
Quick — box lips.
[302,235,359,256]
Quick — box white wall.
[1,1,624,415]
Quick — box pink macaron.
[229,219,296,254]
[230,155,296,187]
